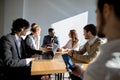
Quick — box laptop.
[62,54,74,72]
[38,44,58,60]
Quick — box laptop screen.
[62,54,74,72]
[37,44,58,60]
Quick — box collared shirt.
[88,36,98,46]
[85,36,98,55]
[15,34,22,58]
[15,34,34,66]
[72,37,102,63]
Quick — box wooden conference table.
[31,48,89,80]
[31,48,68,80]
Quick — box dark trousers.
[1,67,42,80]
[70,74,83,80]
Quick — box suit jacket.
[0,33,29,67]
[42,35,59,47]
[0,33,43,80]
[71,38,103,63]
[0,33,29,79]
[0,33,43,67]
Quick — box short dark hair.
[48,28,54,33]
[83,24,97,36]
[97,0,120,18]
[11,18,29,33]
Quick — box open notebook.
[37,44,58,60]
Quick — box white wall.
[4,0,24,35]
[23,0,96,46]
[1,0,96,46]
[0,0,4,37]
[52,11,88,47]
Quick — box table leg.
[57,73,64,80]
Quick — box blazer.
[0,33,42,67]
[0,33,29,67]
[71,38,103,63]
[42,35,59,47]
[0,33,43,80]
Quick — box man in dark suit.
[42,28,60,48]
[0,18,42,80]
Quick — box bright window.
[51,11,88,47]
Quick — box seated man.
[84,0,120,80]
[0,18,42,80]
[68,24,103,79]
[42,28,60,48]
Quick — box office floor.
[50,72,70,80]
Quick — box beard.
[97,13,106,38]
[84,34,89,40]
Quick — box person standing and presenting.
[0,18,42,80]
[84,0,120,80]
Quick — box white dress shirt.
[15,34,35,66]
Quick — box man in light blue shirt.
[0,18,42,80]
